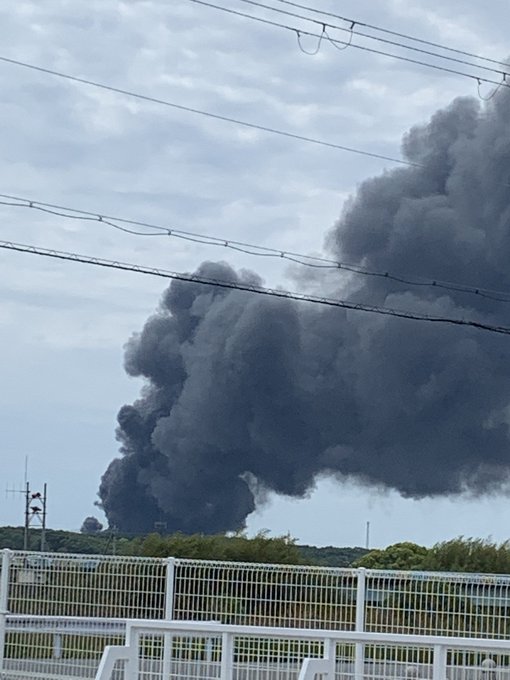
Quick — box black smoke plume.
[99,89,510,534]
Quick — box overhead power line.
[273,0,510,71]
[235,0,510,79]
[1,238,509,337]
[186,0,510,93]
[2,192,510,304]
[0,54,417,168]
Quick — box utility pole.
[5,459,47,551]
[365,521,370,550]
[23,482,47,551]
[110,525,118,556]
[6,480,47,551]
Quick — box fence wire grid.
[114,621,510,680]
[3,550,510,680]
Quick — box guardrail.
[95,620,510,680]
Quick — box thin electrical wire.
[235,0,510,79]
[296,24,325,55]
[326,26,354,53]
[1,238,509,336]
[2,192,510,303]
[186,0,510,92]
[477,77,508,102]
[0,54,418,168]
[272,0,510,71]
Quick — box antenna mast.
[24,483,47,551]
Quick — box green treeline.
[131,531,304,563]
[355,538,510,573]
[0,527,309,564]
[2,525,510,574]
[0,526,111,554]
[297,544,368,567]
[0,526,368,564]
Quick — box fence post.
[354,567,366,680]
[0,549,12,676]
[433,644,447,680]
[162,557,176,678]
[221,632,233,680]
[125,622,139,680]
[324,637,336,679]
[164,556,176,619]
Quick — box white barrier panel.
[172,560,358,629]
[3,549,510,679]
[6,550,168,619]
[6,550,510,638]
[95,620,510,680]
[3,615,126,679]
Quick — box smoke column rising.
[99,89,510,534]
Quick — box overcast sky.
[1,0,509,549]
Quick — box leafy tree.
[136,531,304,564]
[298,545,369,567]
[426,537,510,573]
[352,538,510,574]
[354,542,429,570]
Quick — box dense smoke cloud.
[99,89,510,534]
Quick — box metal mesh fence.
[134,631,328,680]
[7,552,510,639]
[127,625,510,680]
[361,644,433,680]
[3,616,125,679]
[137,633,222,680]
[5,550,510,680]
[172,561,510,638]
[7,551,167,619]
[232,635,325,680]
[2,551,167,679]
[173,560,358,629]
[446,648,510,680]
[365,571,510,638]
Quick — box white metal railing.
[5,549,510,637]
[95,619,510,680]
[0,549,11,678]
[4,548,510,679]
[2,615,126,679]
